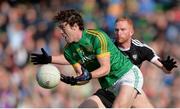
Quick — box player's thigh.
[113,85,138,108]
[108,65,143,107]
[132,90,153,108]
[78,95,105,108]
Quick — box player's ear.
[130,28,134,36]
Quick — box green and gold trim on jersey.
[96,52,110,58]
[72,63,81,68]
[86,30,108,53]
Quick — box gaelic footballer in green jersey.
[64,29,133,89]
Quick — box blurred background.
[0,0,179,108]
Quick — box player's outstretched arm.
[51,55,70,65]
[31,48,70,65]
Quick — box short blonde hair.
[115,16,134,29]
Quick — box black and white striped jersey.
[114,39,159,68]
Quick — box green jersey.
[64,29,133,89]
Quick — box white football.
[36,64,60,89]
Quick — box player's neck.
[118,39,131,50]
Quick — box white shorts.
[107,65,143,96]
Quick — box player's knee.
[132,93,154,108]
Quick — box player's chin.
[65,40,71,43]
[118,40,125,44]
[65,39,73,43]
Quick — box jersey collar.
[117,39,133,51]
[118,46,130,51]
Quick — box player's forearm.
[51,55,70,65]
[153,60,163,68]
[91,65,110,79]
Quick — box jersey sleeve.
[141,44,159,62]
[92,31,110,58]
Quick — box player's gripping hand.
[159,56,177,71]
[75,67,92,82]
[60,67,92,85]
[31,48,52,65]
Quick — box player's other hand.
[60,74,77,85]
[31,48,52,65]
[159,56,177,71]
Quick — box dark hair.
[54,9,84,30]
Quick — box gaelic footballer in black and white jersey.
[115,39,159,68]
[114,38,177,72]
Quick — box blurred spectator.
[104,0,124,39]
